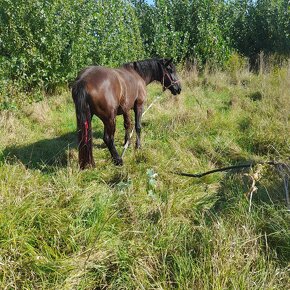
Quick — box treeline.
[0,0,289,93]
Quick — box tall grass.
[0,64,289,289]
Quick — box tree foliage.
[0,0,94,90]
[223,0,290,59]
[91,0,144,67]
[0,0,289,95]
[0,0,143,91]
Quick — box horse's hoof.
[114,158,123,166]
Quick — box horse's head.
[159,58,181,95]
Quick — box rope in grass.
[173,160,290,210]
[173,161,285,178]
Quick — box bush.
[0,0,144,95]
[0,0,95,91]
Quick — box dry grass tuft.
[23,101,51,124]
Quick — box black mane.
[122,58,165,84]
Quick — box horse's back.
[77,66,117,89]
[75,66,146,117]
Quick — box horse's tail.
[72,79,95,169]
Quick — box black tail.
[72,79,94,169]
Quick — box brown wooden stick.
[174,161,282,178]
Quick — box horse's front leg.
[123,112,131,146]
[103,117,123,165]
[134,100,144,149]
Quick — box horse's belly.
[117,95,136,115]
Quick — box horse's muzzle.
[172,85,181,95]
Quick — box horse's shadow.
[2,130,103,171]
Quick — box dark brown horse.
[72,58,181,169]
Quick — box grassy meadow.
[0,65,289,289]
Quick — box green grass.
[0,67,289,289]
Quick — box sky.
[146,0,154,5]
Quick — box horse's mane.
[122,58,163,81]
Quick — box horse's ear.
[133,61,138,70]
[164,58,173,67]
[157,59,163,69]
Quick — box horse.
[72,58,181,169]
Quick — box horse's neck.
[147,70,162,85]
[144,74,156,85]
[136,61,162,85]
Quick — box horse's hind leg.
[134,101,144,149]
[123,112,131,146]
[103,117,123,166]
